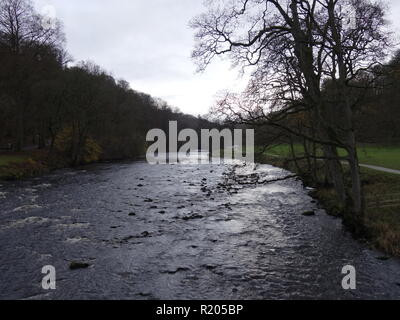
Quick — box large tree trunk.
[326,0,365,226]
[348,151,364,214]
[344,128,365,234]
[322,144,347,208]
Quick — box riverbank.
[256,153,400,257]
[0,150,143,181]
[0,150,51,180]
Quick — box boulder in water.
[69,261,91,270]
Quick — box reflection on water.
[0,159,400,300]
[147,151,244,165]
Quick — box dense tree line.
[252,51,400,147]
[353,52,400,144]
[0,0,215,166]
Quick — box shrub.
[53,127,102,165]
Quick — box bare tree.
[191,0,391,228]
[0,0,64,53]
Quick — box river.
[0,158,400,299]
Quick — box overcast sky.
[33,0,400,116]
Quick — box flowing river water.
[0,157,400,300]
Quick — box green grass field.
[257,144,400,171]
[341,146,400,171]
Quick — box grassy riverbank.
[261,144,400,171]
[0,151,50,180]
[0,149,143,181]
[257,152,400,257]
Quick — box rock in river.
[69,261,91,270]
[302,211,316,217]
